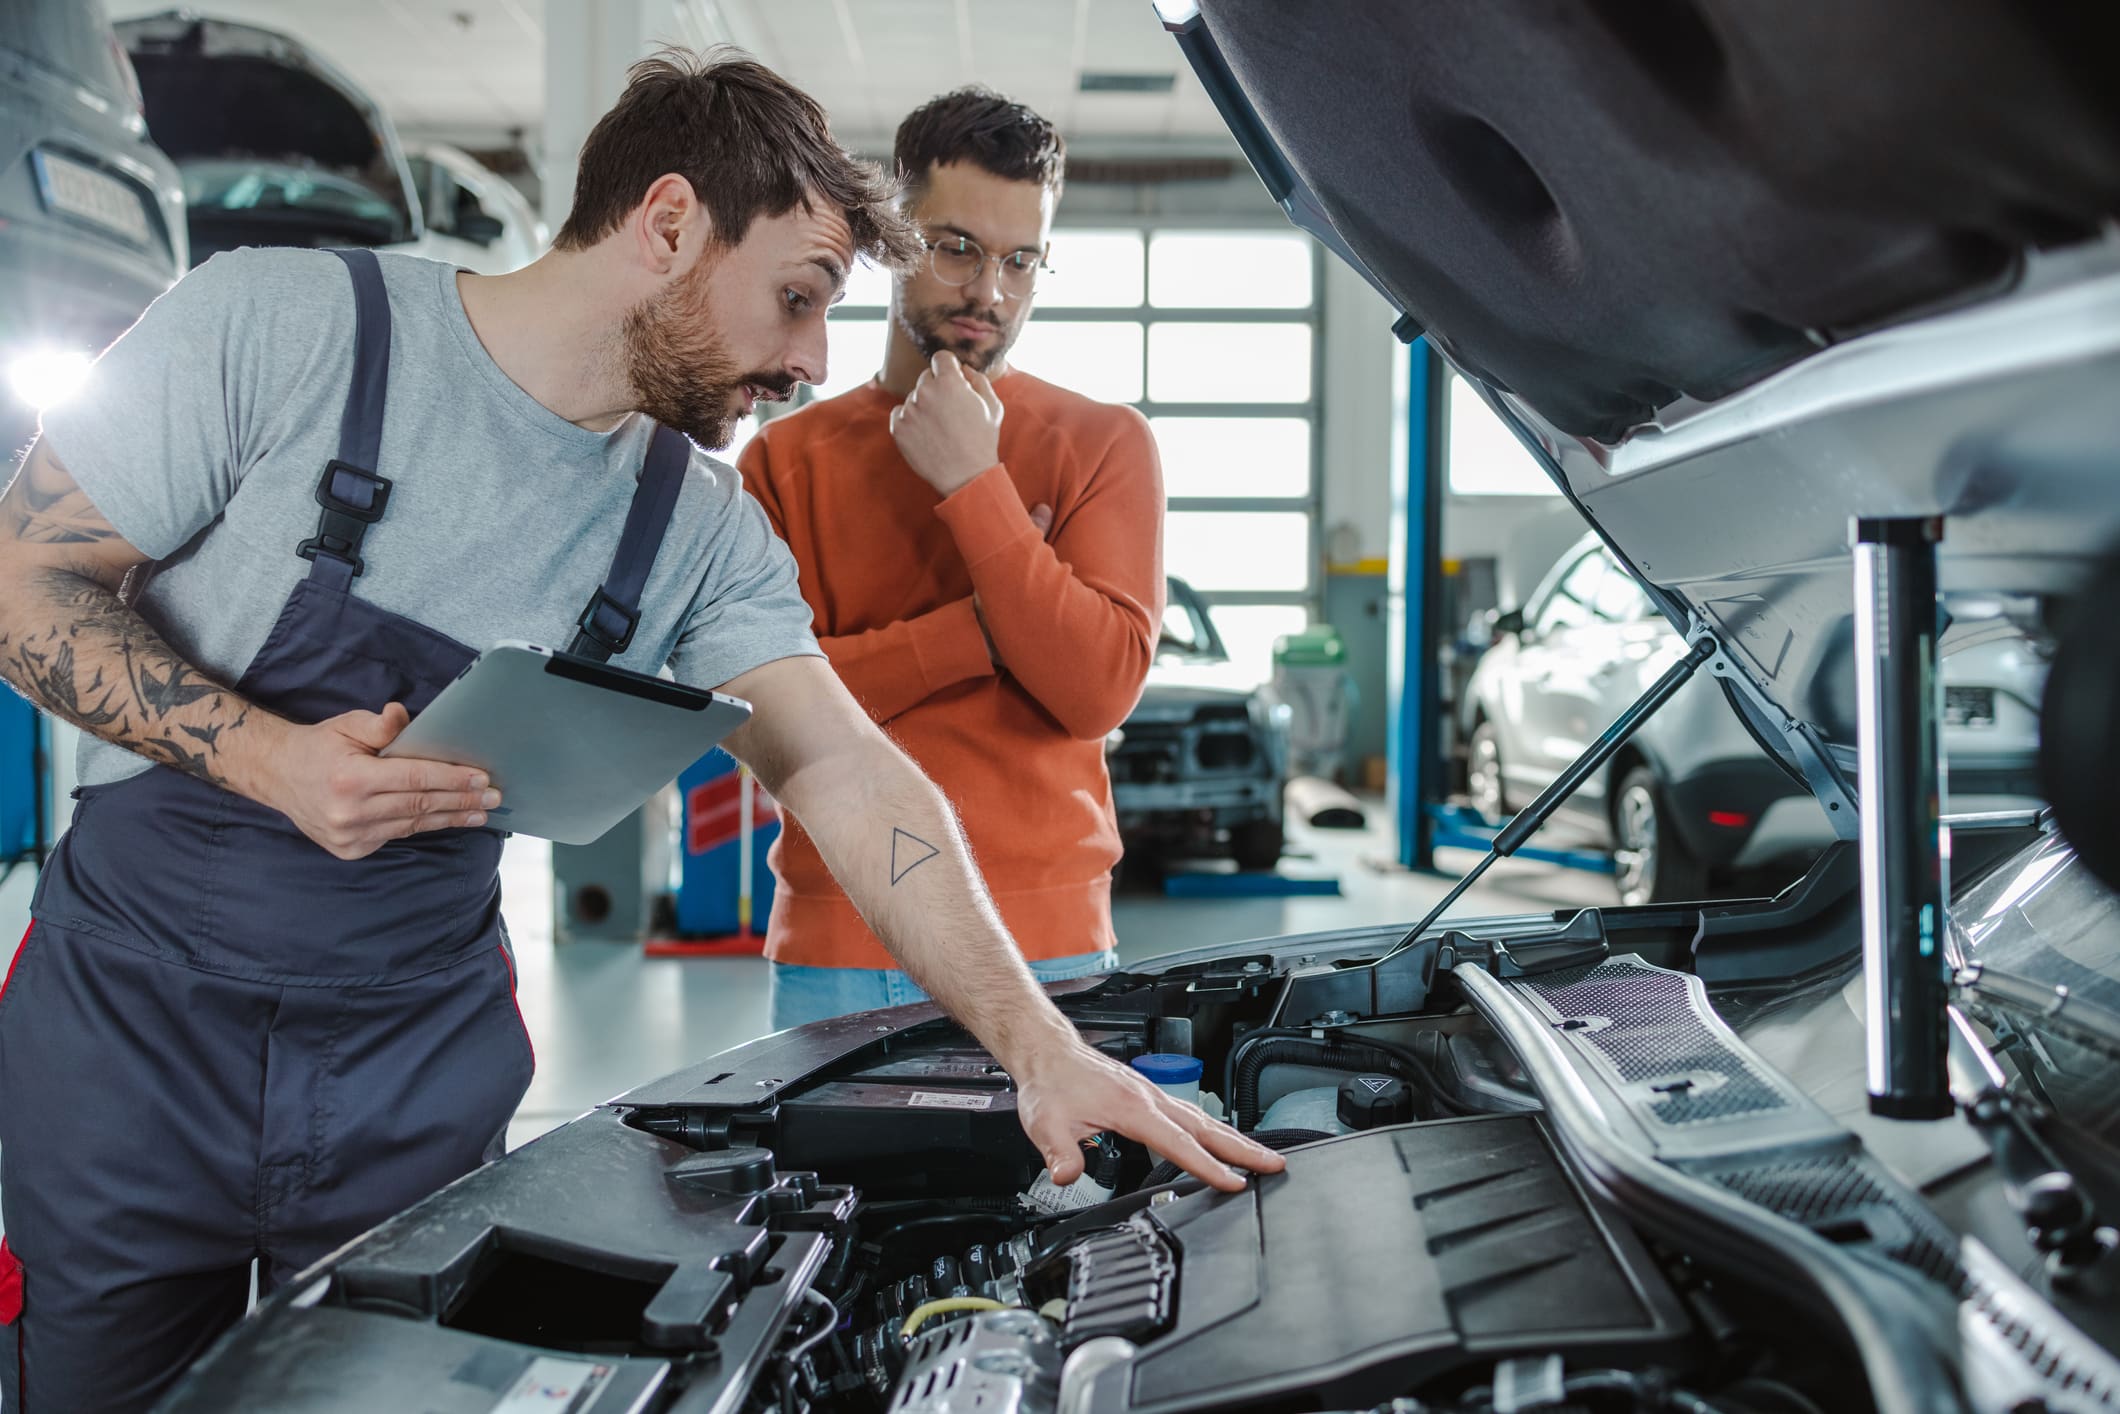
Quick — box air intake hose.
[1233,1039,1427,1131]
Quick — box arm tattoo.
[3,462,123,547]
[0,566,250,788]
[890,826,939,885]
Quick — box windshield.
[1951,829,2120,1137]
[181,159,409,247]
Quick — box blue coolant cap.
[1131,1053,1204,1084]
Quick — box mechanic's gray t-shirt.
[39,247,820,789]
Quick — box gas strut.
[1379,635,1720,963]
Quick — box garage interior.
[0,0,1664,1151]
[4,1,2116,1410]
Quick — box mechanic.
[744,89,1163,1028]
[0,50,1276,1413]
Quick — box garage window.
[799,226,1321,690]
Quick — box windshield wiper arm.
[1948,1006,2118,1290]
[1381,636,1718,962]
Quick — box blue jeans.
[769,950,1119,1031]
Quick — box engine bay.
[158,887,2120,1414]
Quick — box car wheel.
[1231,819,1285,873]
[1467,721,1509,826]
[1612,766,1707,907]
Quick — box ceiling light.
[6,347,94,413]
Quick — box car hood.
[1160,2,2120,814]
[1130,676,1254,722]
[115,11,417,242]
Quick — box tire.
[1611,766,1707,907]
[1231,818,1285,873]
[1466,720,1509,826]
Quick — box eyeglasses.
[924,235,1049,295]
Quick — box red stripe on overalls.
[0,923,30,1012]
[498,944,534,1067]
[1,927,29,1407]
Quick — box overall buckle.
[297,460,393,576]
[574,587,640,656]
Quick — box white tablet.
[381,640,753,845]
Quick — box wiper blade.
[1956,962,2120,1062]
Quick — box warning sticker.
[908,1090,995,1110]
[490,1356,612,1413]
[1358,1077,1391,1094]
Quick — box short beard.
[896,297,1020,375]
[622,256,743,449]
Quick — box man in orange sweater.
[743,89,1163,1027]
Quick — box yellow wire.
[900,1296,1010,1338]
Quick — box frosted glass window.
[1149,323,1312,404]
[1166,511,1310,593]
[1036,229,1144,308]
[1008,321,1144,403]
[1150,232,1313,308]
[1150,417,1310,500]
[1445,370,1557,496]
[838,255,895,311]
[811,318,887,401]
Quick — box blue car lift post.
[1390,337,1612,878]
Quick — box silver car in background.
[1,0,185,453]
[1463,534,2046,904]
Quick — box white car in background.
[116,13,539,273]
[406,142,546,275]
[1463,534,2048,905]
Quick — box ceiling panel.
[109,0,1236,149]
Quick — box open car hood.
[1160,2,2120,813]
[115,11,418,247]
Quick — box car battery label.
[489,1357,612,1413]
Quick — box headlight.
[7,347,95,414]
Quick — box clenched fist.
[890,350,1005,496]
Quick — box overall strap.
[298,249,395,590]
[568,424,691,662]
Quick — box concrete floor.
[0,803,1616,1223]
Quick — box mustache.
[936,304,1002,330]
[742,372,798,400]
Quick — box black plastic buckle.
[296,460,393,576]
[574,586,640,656]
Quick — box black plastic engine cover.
[1106,1116,1690,1414]
[157,1108,854,1412]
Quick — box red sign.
[686,773,781,855]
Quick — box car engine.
[157,906,2120,1414]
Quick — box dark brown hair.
[894,87,1066,199]
[555,46,921,268]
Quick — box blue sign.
[0,696,41,862]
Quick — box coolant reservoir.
[1254,1086,1352,1136]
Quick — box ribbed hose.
[1233,1039,1425,1131]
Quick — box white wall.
[1319,258,1399,566]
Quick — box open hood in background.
[1161,1,2120,812]
[115,12,417,250]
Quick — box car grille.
[1944,686,1997,728]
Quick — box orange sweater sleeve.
[740,428,995,726]
[935,409,1165,741]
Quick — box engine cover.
[1093,1116,1690,1414]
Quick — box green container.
[1273,625,1346,668]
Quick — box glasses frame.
[922,234,1053,295]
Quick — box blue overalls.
[0,250,692,1412]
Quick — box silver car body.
[1466,533,2047,876]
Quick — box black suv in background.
[0,0,186,455]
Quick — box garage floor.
[0,804,1616,1223]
